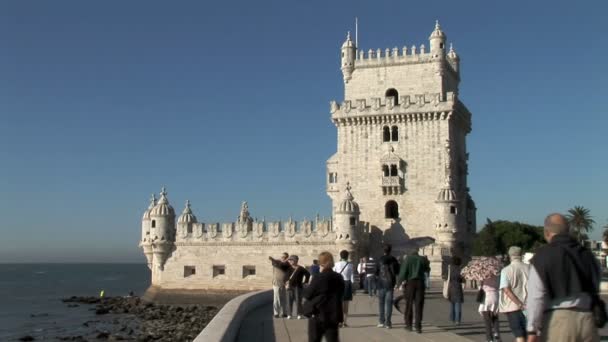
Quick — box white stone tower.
[341,31,356,83]
[334,182,361,259]
[327,21,475,265]
[149,187,176,271]
[139,193,156,269]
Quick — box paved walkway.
[237,293,473,342]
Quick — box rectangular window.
[328,172,338,184]
[184,266,196,278]
[349,217,356,226]
[242,265,256,278]
[213,265,226,277]
[450,206,457,214]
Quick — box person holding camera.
[269,253,291,318]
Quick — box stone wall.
[152,241,339,291]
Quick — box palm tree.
[566,206,595,243]
[603,221,608,247]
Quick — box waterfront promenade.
[236,293,472,342]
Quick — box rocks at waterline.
[60,296,218,342]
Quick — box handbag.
[476,288,486,304]
[302,294,325,317]
[442,265,450,299]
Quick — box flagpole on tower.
[355,17,359,49]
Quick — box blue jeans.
[378,287,394,326]
[450,301,462,323]
[366,276,377,296]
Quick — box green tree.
[566,206,595,243]
[472,219,545,257]
[472,219,502,256]
[602,220,608,247]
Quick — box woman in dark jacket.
[447,256,465,325]
[303,251,345,342]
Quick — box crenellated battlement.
[354,44,454,68]
[330,91,458,119]
[175,218,334,243]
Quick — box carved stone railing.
[382,176,401,186]
[174,219,335,243]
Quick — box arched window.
[382,165,389,177]
[385,201,399,219]
[390,164,398,176]
[151,220,156,228]
[385,88,399,105]
[382,126,390,142]
[391,126,398,142]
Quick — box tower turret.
[177,200,197,238]
[434,139,462,256]
[429,20,447,57]
[447,43,460,73]
[149,187,176,270]
[340,31,356,83]
[335,183,360,258]
[140,194,156,269]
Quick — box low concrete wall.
[142,285,246,307]
[194,289,272,342]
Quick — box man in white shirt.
[334,250,354,327]
[499,246,530,342]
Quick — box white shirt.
[334,260,354,283]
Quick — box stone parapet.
[331,92,456,117]
[175,219,334,243]
[193,289,272,342]
[329,92,471,133]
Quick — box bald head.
[544,213,570,236]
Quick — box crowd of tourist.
[268,212,605,342]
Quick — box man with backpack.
[397,248,430,333]
[376,244,400,329]
[526,213,603,342]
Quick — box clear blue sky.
[1,1,606,263]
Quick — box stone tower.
[327,21,476,265]
[140,193,156,269]
[149,187,176,273]
[334,182,361,260]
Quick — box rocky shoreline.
[19,296,218,342]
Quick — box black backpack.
[378,260,395,288]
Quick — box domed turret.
[178,200,197,224]
[341,31,356,83]
[150,187,176,270]
[435,183,460,254]
[338,184,360,215]
[447,43,460,73]
[429,20,447,57]
[437,187,457,202]
[140,193,156,270]
[177,200,198,239]
[335,183,360,243]
[142,193,156,221]
[150,188,175,218]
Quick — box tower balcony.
[382,176,404,195]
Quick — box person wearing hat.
[499,246,530,342]
[285,255,311,319]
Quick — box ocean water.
[0,263,150,340]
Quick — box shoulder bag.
[442,265,450,299]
